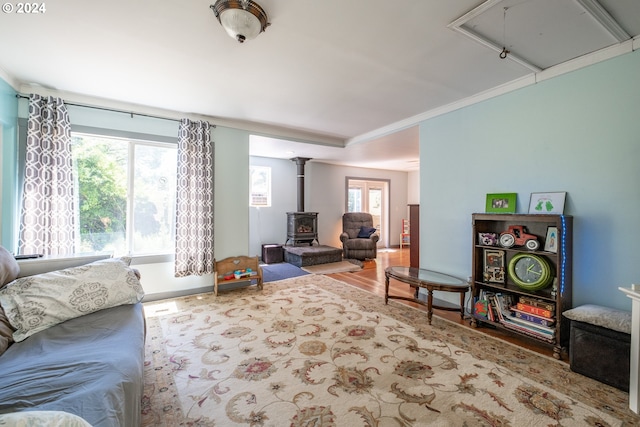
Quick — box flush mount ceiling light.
[210,0,270,43]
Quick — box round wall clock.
[508,253,552,291]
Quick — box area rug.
[301,260,362,274]
[261,262,309,282]
[141,275,638,426]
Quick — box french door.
[346,178,389,247]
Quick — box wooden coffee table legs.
[385,276,468,325]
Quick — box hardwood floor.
[328,247,563,360]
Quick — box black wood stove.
[286,212,318,245]
[285,157,318,245]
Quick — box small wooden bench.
[213,255,263,296]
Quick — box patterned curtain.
[18,95,75,256]
[174,119,214,277]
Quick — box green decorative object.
[486,193,517,213]
[508,253,552,291]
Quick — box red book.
[515,302,554,319]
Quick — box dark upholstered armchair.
[339,212,379,260]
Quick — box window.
[71,133,177,256]
[250,166,271,207]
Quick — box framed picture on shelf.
[528,192,566,214]
[478,232,498,246]
[544,226,559,253]
[483,249,505,283]
[485,193,517,213]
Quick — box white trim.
[8,32,638,153]
[347,74,535,146]
[348,39,635,146]
[0,66,19,91]
[575,0,630,42]
[446,0,542,73]
[447,0,502,27]
[448,25,541,72]
[142,285,216,303]
[536,39,634,83]
[18,84,345,148]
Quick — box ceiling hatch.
[449,0,638,72]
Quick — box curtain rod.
[15,94,215,127]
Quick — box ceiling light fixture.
[210,0,270,43]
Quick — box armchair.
[340,212,379,260]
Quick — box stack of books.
[474,292,556,343]
[502,296,555,342]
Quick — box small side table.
[262,244,283,264]
[385,266,469,324]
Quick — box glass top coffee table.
[385,266,469,324]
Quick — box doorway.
[346,178,389,247]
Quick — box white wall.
[418,49,640,311]
[249,157,297,257]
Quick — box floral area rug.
[142,274,638,426]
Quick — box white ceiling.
[0,0,637,171]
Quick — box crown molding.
[348,40,636,146]
[16,84,344,147]
[0,67,20,91]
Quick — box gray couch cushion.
[563,304,631,334]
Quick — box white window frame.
[250,166,272,207]
[71,131,178,256]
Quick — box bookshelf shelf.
[471,213,573,359]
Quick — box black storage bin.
[569,319,630,391]
[262,244,283,264]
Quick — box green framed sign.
[485,193,517,213]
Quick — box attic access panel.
[450,0,633,71]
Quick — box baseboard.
[142,281,253,302]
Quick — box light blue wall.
[1,93,250,297]
[419,49,640,311]
[0,79,18,249]
[214,126,250,259]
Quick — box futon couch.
[0,247,146,427]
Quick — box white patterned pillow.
[0,257,144,342]
[0,411,93,427]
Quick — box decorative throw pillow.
[0,246,20,289]
[0,257,144,342]
[0,411,92,427]
[0,305,15,356]
[357,226,377,238]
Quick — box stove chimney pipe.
[290,157,311,212]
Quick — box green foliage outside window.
[72,136,127,251]
[71,134,176,255]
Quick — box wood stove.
[285,157,319,246]
[286,212,318,245]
